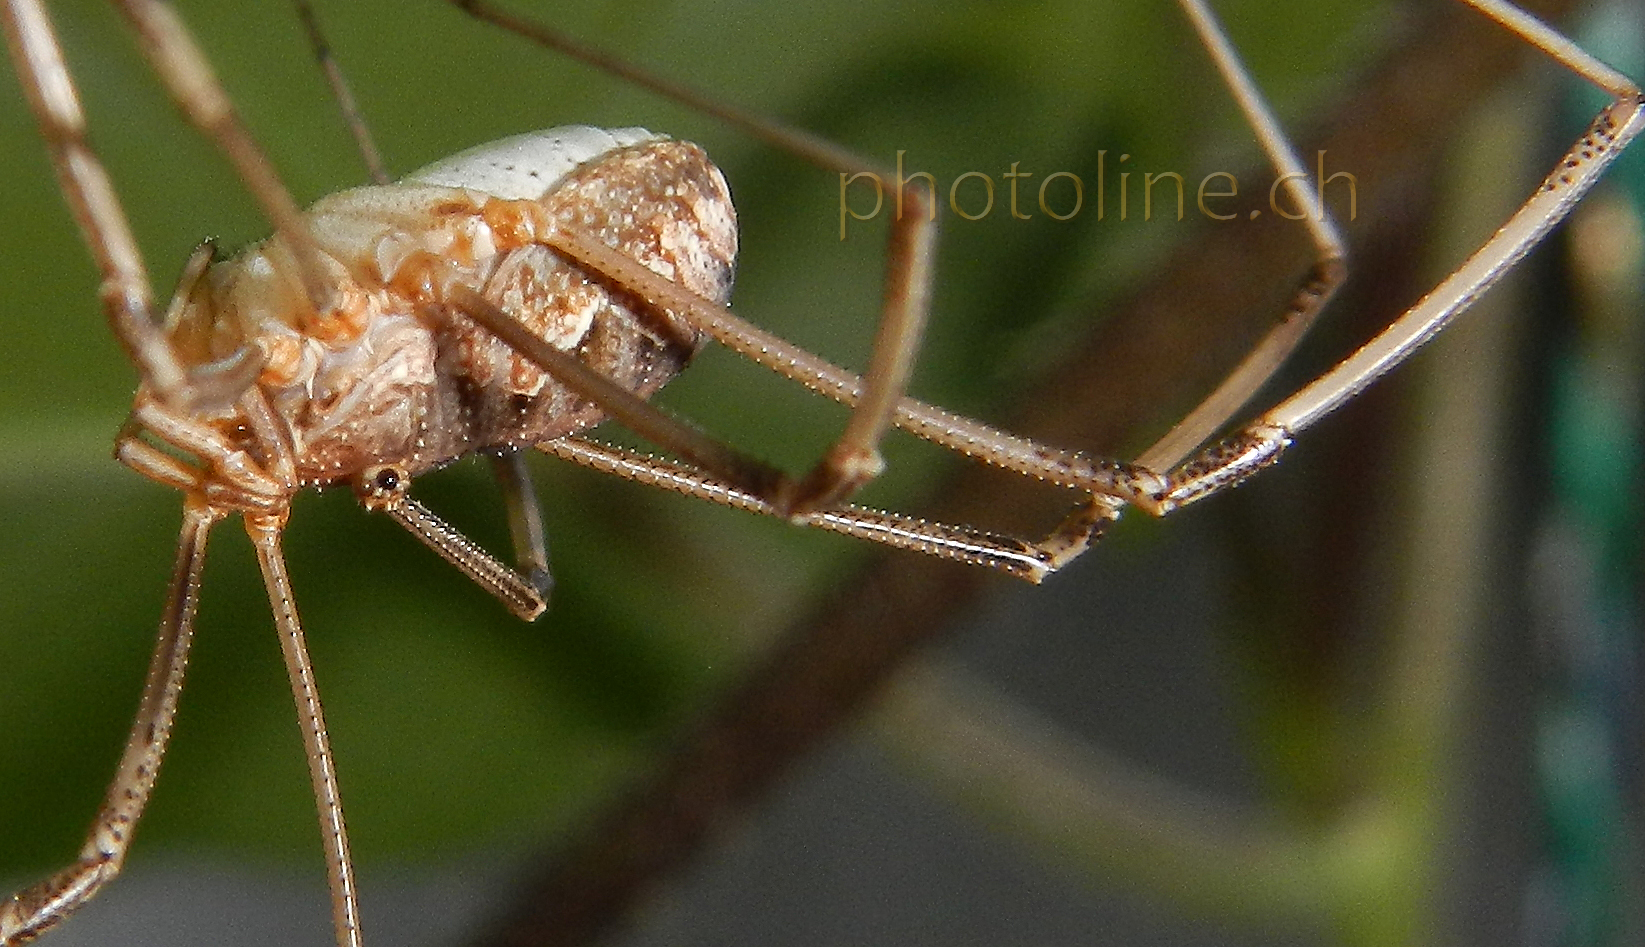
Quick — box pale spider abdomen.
[166,126,738,488]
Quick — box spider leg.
[1134,0,1349,473]
[447,0,882,178]
[110,0,335,318]
[542,436,1118,582]
[1137,0,1645,516]
[785,189,936,511]
[244,515,363,947]
[0,0,188,405]
[353,463,548,622]
[0,503,217,945]
[291,0,389,187]
[385,493,547,621]
[488,449,555,603]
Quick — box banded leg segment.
[0,503,218,945]
[352,464,548,622]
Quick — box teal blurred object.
[1531,1,1645,943]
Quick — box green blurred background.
[0,1,1637,945]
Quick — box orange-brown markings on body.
[256,333,304,387]
[480,197,543,249]
[306,283,377,346]
[385,249,445,306]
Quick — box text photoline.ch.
[839,149,1358,239]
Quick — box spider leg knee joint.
[1132,425,1293,517]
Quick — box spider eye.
[354,466,408,512]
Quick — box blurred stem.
[872,86,1533,945]
[875,661,1333,926]
[1344,90,1533,944]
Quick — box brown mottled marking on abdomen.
[424,139,737,460]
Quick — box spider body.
[152,126,735,494]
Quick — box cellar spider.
[0,0,1639,945]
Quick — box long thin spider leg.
[537,228,1165,500]
[0,502,218,945]
[489,449,554,601]
[1138,3,1645,515]
[110,0,334,316]
[1135,0,1348,473]
[1268,0,1642,433]
[446,0,885,178]
[385,497,547,620]
[244,516,363,947]
[542,436,1116,581]
[0,0,188,404]
[787,190,936,512]
[291,0,388,185]
[1277,114,1639,424]
[1470,0,1637,96]
[390,499,547,617]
